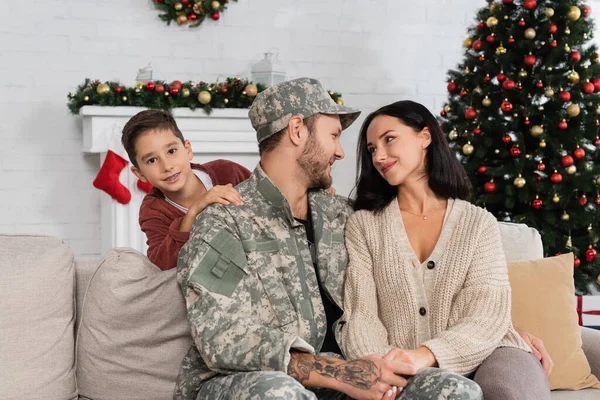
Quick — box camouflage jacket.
[174,165,353,400]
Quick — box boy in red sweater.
[121,110,251,270]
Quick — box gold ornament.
[553,194,560,203]
[197,90,212,105]
[538,106,544,111]
[565,27,571,35]
[545,8,555,17]
[83,96,89,102]
[513,113,519,118]
[530,125,543,138]
[121,96,127,102]
[462,142,474,156]
[164,91,169,97]
[495,149,500,154]
[567,5,581,21]
[96,83,110,96]
[589,224,594,232]
[524,28,536,40]
[567,104,581,117]
[224,98,229,104]
[548,66,553,71]
[597,274,600,285]
[176,15,188,24]
[514,175,526,188]
[193,2,205,14]
[566,236,573,249]
[566,165,577,175]
[545,87,554,97]
[444,105,451,112]
[211,1,220,10]
[182,88,190,97]
[596,104,600,115]
[486,16,499,28]
[464,37,473,48]
[519,69,528,78]
[564,44,571,52]
[568,70,580,84]
[496,44,507,55]
[174,2,183,11]
[135,88,141,93]
[244,84,258,97]
[482,96,492,107]
[464,66,471,74]
[474,86,483,95]
[490,3,501,13]
[135,82,144,90]
[448,129,458,141]
[562,211,570,221]
[539,140,547,148]
[584,33,588,39]
[596,176,600,185]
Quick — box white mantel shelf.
[80,106,259,256]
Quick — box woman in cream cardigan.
[340,100,551,399]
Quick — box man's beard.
[297,135,333,190]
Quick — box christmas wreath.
[153,0,237,27]
[67,77,345,114]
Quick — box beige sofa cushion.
[508,253,600,391]
[76,248,192,400]
[498,221,544,261]
[0,234,77,400]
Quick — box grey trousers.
[196,366,482,400]
[473,347,551,400]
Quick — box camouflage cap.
[248,77,361,144]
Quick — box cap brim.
[321,104,361,131]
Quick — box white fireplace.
[80,106,259,256]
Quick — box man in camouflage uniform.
[174,77,483,400]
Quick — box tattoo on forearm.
[288,353,380,390]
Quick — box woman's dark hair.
[351,100,471,213]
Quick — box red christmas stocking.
[93,150,131,204]
[137,179,153,193]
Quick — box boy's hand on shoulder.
[190,183,244,215]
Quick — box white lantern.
[251,52,286,87]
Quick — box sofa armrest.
[582,327,600,378]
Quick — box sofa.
[1,222,600,400]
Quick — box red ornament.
[537,162,546,171]
[221,85,228,93]
[447,81,457,92]
[501,100,513,112]
[596,196,600,205]
[550,172,563,184]
[536,80,544,88]
[477,21,485,30]
[181,0,189,4]
[574,258,581,268]
[502,134,512,143]
[484,74,491,82]
[211,11,220,20]
[145,81,155,91]
[440,110,446,117]
[592,77,600,92]
[532,198,543,210]
[503,0,513,4]
[169,86,179,95]
[508,36,515,44]
[524,54,536,67]
[478,165,487,174]
[465,108,477,120]
[497,73,507,83]
[550,40,557,48]
[571,51,582,62]
[171,80,183,89]
[580,195,589,206]
[188,12,198,21]
[524,117,530,125]
[473,127,482,135]
[523,0,537,10]
[586,248,597,262]
[486,35,495,43]
[114,86,122,94]
[595,137,600,145]
[548,24,558,34]
[559,91,571,102]
[582,5,592,18]
[155,84,165,93]
[502,79,515,90]
[574,147,586,159]
[583,81,595,94]
[484,180,497,193]
[561,155,574,167]
[559,120,568,130]
[460,89,468,96]
[510,147,521,157]
[519,18,526,27]
[479,55,485,62]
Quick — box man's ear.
[287,116,305,146]
[131,166,148,183]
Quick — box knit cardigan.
[339,198,531,375]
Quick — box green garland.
[153,0,238,28]
[66,77,344,115]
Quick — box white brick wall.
[4,0,585,258]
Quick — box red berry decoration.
[571,51,581,62]
[501,100,513,112]
[548,24,558,34]
[559,120,568,130]
[523,0,537,10]
[510,147,521,157]
[502,80,515,90]
[550,172,563,184]
[478,165,487,174]
[487,35,495,43]
[524,54,536,67]
[574,258,581,268]
[582,5,592,18]
[465,108,477,120]
[479,55,485,62]
[537,162,546,171]
[447,81,458,92]
[536,81,544,88]
[146,81,155,91]
[114,86,122,93]
[574,147,586,159]
[473,127,482,135]
[460,89,468,96]
[532,198,543,210]
[559,91,571,102]
[484,180,497,193]
[592,77,600,92]
[580,195,588,206]
[211,11,220,20]
[188,12,197,21]
[586,248,597,262]
[155,84,165,93]
[473,40,482,51]
[550,40,558,48]
[583,81,595,94]
[524,116,531,125]
[519,18,526,27]
[484,74,491,82]
[497,73,507,83]
[502,134,512,143]
[508,36,515,44]
[169,86,179,95]
[561,155,574,167]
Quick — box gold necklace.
[399,202,442,220]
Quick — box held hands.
[515,328,554,377]
[190,183,243,215]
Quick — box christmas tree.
[440,0,600,293]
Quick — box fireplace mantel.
[80,106,259,256]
